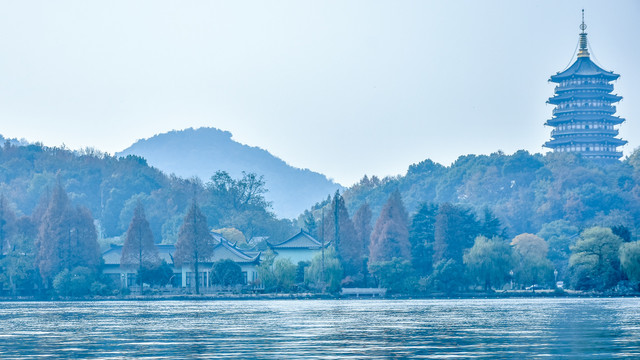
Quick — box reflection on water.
[1,298,640,359]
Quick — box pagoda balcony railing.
[582,151,624,158]
[554,83,613,93]
[554,149,623,158]
[550,128,618,137]
[552,105,616,116]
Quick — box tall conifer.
[174,200,214,294]
[352,203,372,274]
[409,202,438,275]
[369,191,411,263]
[36,183,100,284]
[432,203,479,264]
[121,202,159,282]
[323,191,358,275]
[0,195,16,257]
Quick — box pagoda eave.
[544,138,627,146]
[545,115,625,126]
[547,94,622,104]
[550,73,619,83]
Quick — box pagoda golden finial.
[577,9,590,58]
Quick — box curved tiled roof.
[102,244,175,266]
[550,57,619,82]
[102,239,260,266]
[268,230,328,250]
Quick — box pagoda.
[544,11,626,159]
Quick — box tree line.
[0,177,267,297]
[298,190,640,294]
[0,141,294,247]
[3,138,640,296]
[340,150,640,240]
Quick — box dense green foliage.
[305,247,343,293]
[368,258,416,294]
[342,151,640,238]
[0,140,299,297]
[298,150,640,294]
[3,137,640,296]
[211,259,244,287]
[620,242,640,282]
[257,251,297,292]
[0,141,295,246]
[463,236,513,291]
[569,227,623,290]
[510,234,554,287]
[137,261,174,287]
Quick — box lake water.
[1,298,640,359]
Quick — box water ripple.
[1,298,640,358]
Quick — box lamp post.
[509,270,514,290]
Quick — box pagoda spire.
[577,9,590,58]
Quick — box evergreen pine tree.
[352,203,372,275]
[0,194,16,257]
[479,207,504,239]
[409,203,438,276]
[323,191,359,275]
[433,203,479,265]
[302,209,317,238]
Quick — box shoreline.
[2,290,639,302]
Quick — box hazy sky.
[1,1,638,186]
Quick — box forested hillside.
[294,150,640,294]
[0,140,294,246]
[338,150,640,238]
[117,127,342,218]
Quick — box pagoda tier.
[543,13,627,160]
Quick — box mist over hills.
[116,127,342,218]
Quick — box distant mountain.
[117,127,342,218]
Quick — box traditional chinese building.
[102,232,260,291]
[544,11,627,159]
[267,229,329,264]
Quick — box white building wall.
[274,249,320,264]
